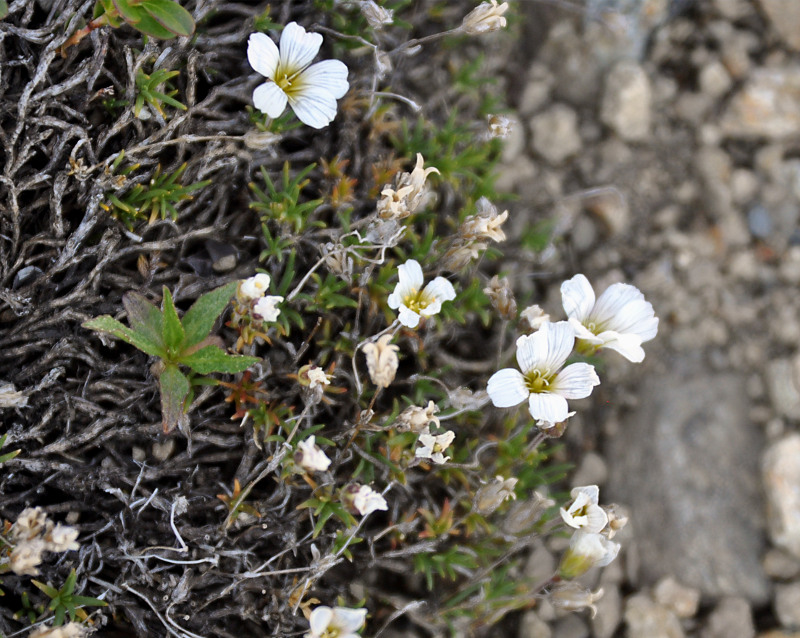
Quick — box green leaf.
[0,1,9,20]
[112,0,145,23]
[181,281,237,349]
[131,11,181,38]
[142,0,195,37]
[159,364,189,433]
[178,346,258,375]
[83,315,166,358]
[160,287,185,354]
[122,291,165,350]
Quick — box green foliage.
[413,546,479,590]
[102,154,210,228]
[29,569,106,626]
[298,493,357,538]
[250,162,323,233]
[83,282,258,432]
[93,0,195,39]
[0,434,20,465]
[0,1,8,20]
[135,66,187,118]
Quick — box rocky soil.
[496,0,800,635]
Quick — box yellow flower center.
[402,288,433,314]
[321,629,341,638]
[524,369,555,394]
[273,64,304,95]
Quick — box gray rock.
[601,61,651,141]
[551,615,589,638]
[699,60,733,99]
[748,205,773,239]
[530,104,582,166]
[702,597,755,638]
[518,611,551,638]
[721,68,800,140]
[653,576,701,619]
[623,594,684,638]
[765,360,800,419]
[571,451,609,487]
[763,548,800,580]
[591,583,622,638]
[775,582,800,629]
[756,0,800,50]
[584,0,669,61]
[606,361,769,603]
[764,435,800,559]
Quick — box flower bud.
[548,582,605,618]
[475,476,518,514]
[502,491,555,534]
[341,484,388,516]
[558,531,620,580]
[395,401,439,433]
[461,0,509,35]
[360,0,394,29]
[520,305,550,331]
[295,435,332,473]
[603,503,629,539]
[363,334,400,388]
[484,275,517,320]
[441,242,483,271]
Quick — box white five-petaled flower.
[387,259,456,328]
[351,484,388,516]
[415,429,455,464]
[239,273,272,301]
[305,606,367,638]
[248,23,349,129]
[486,321,600,424]
[559,485,609,533]
[296,435,332,473]
[306,366,331,389]
[561,274,658,363]
[252,295,283,322]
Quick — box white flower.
[395,401,440,433]
[239,273,271,301]
[561,274,658,363]
[559,531,620,579]
[45,524,80,552]
[352,485,388,516]
[306,366,331,389]
[559,485,609,533]
[11,507,48,542]
[387,259,456,328]
[29,623,87,638]
[252,295,283,322]
[296,436,332,473]
[460,197,508,243]
[377,154,439,220]
[9,539,45,576]
[415,430,455,464]
[248,23,349,129]
[461,0,509,35]
[486,321,600,424]
[362,334,400,388]
[305,606,367,638]
[520,305,550,331]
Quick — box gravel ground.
[498,0,800,635]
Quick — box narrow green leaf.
[0,1,9,20]
[180,281,237,349]
[159,364,189,433]
[71,595,108,607]
[178,346,258,375]
[142,0,195,37]
[122,291,164,350]
[31,581,59,598]
[83,315,166,358]
[160,287,185,354]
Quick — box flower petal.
[247,32,280,78]
[300,59,350,99]
[591,282,643,327]
[607,297,658,343]
[397,305,420,328]
[309,607,333,635]
[253,82,288,118]
[569,317,602,344]
[423,276,457,303]
[596,330,645,362]
[516,321,574,376]
[550,362,600,399]
[398,259,424,290]
[561,274,595,322]
[487,368,528,408]
[288,85,338,129]
[280,22,323,72]
[333,607,367,632]
[528,392,570,423]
